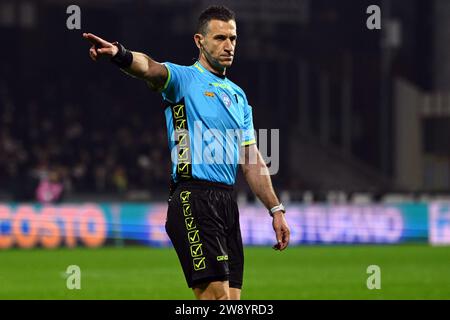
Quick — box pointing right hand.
[83,33,118,61]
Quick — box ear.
[194,33,203,50]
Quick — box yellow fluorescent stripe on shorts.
[162,64,171,90]
[241,139,256,146]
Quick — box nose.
[224,39,234,53]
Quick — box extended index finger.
[83,33,107,46]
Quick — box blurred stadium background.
[0,0,449,299]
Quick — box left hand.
[272,211,290,251]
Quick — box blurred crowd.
[0,63,171,201]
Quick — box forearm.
[242,146,290,249]
[121,51,168,91]
[242,150,280,210]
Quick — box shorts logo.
[217,255,229,261]
[193,257,206,271]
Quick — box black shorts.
[165,179,244,289]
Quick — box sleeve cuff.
[241,139,256,147]
[161,63,171,92]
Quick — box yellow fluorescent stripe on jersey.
[162,64,172,91]
[241,139,256,146]
[211,82,232,90]
[194,62,204,73]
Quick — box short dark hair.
[197,5,236,35]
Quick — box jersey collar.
[194,61,227,80]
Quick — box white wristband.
[269,203,286,217]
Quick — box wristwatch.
[269,203,286,217]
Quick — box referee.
[83,5,290,300]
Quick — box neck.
[198,55,226,77]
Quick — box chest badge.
[204,91,215,97]
[221,92,232,108]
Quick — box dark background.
[0,0,447,202]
